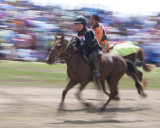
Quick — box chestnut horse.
[100,45,155,100]
[123,48,154,72]
[123,48,154,82]
[46,35,146,111]
[109,44,154,82]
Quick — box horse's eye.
[56,44,61,49]
[57,44,61,47]
[57,46,60,49]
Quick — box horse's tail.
[137,48,155,72]
[125,59,147,97]
[142,63,155,72]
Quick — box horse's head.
[46,35,69,64]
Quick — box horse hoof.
[58,104,65,111]
[99,107,105,112]
[84,102,92,107]
[141,92,148,97]
[58,107,63,111]
[113,96,120,101]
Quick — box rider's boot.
[92,60,100,78]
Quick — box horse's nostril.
[46,56,51,62]
[46,57,49,61]
[45,58,50,63]
[46,58,54,64]
[45,59,48,62]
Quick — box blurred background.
[0,0,159,65]
[0,1,160,127]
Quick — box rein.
[52,42,72,60]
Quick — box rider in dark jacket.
[73,15,101,78]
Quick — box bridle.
[51,41,71,60]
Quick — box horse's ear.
[61,34,65,41]
[55,35,58,41]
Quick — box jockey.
[90,15,109,53]
[73,15,101,78]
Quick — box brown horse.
[46,35,146,111]
[101,46,155,99]
[123,48,154,72]
[124,48,155,83]
[109,45,154,82]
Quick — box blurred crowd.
[0,0,159,65]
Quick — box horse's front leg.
[76,81,91,107]
[58,80,77,110]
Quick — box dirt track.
[0,86,160,128]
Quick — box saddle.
[83,51,103,62]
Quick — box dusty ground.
[0,86,160,128]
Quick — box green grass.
[0,60,160,89]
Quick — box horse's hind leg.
[137,70,143,82]
[100,83,117,111]
[126,60,147,97]
[58,80,77,110]
[132,74,147,97]
[76,81,91,107]
[100,80,110,97]
[127,69,146,97]
[100,72,124,111]
[106,77,120,100]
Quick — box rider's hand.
[74,47,78,51]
